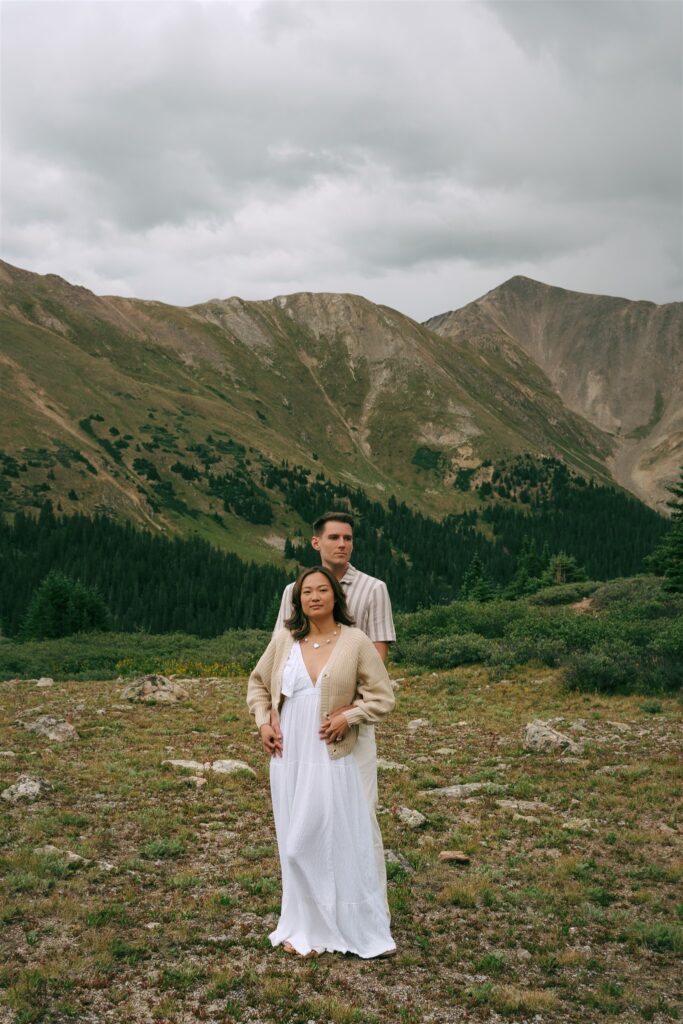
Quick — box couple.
[247,511,397,959]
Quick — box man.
[272,510,396,899]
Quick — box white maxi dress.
[269,642,395,958]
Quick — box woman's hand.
[260,722,283,757]
[319,711,350,745]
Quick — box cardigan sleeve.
[341,633,395,727]
[246,636,278,730]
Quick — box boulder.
[523,720,583,755]
[496,798,551,814]
[162,759,205,772]
[438,850,470,864]
[1,775,51,803]
[162,758,256,777]
[425,782,505,798]
[34,844,88,867]
[36,677,54,688]
[208,759,256,777]
[20,716,78,743]
[121,675,189,703]
[377,758,409,772]
[394,806,427,828]
[385,849,415,873]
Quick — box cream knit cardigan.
[246,625,395,760]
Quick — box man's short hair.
[312,511,355,536]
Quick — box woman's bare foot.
[282,941,319,958]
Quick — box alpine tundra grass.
[0,667,680,1023]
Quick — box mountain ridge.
[0,259,679,564]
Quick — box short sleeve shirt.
[273,564,396,643]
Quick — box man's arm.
[374,641,389,663]
[366,581,395,664]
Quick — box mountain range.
[0,259,680,561]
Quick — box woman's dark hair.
[285,566,355,640]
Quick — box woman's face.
[300,572,335,622]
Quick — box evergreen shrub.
[0,629,270,681]
[527,582,598,606]
[397,632,492,669]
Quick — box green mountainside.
[0,259,676,632]
[0,260,655,559]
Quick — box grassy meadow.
[1,578,682,1023]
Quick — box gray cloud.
[1,0,680,319]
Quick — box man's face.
[312,520,353,570]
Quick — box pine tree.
[648,466,683,592]
[540,552,588,587]
[21,569,110,639]
[460,555,495,601]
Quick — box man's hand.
[319,710,351,744]
[260,718,283,757]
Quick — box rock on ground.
[377,758,409,771]
[121,675,189,703]
[36,677,54,687]
[209,759,256,777]
[34,845,88,867]
[385,849,415,873]
[523,719,583,754]
[20,715,78,743]
[426,782,505,798]
[1,775,52,803]
[162,758,256,777]
[394,805,427,828]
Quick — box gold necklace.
[303,629,339,650]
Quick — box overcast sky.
[1,0,681,320]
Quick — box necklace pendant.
[313,642,321,649]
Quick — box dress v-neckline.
[296,632,342,687]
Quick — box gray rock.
[20,715,78,743]
[562,817,593,831]
[395,805,427,828]
[34,844,88,867]
[162,758,256,777]
[1,775,51,803]
[36,677,54,688]
[496,798,551,814]
[0,751,16,758]
[377,758,409,771]
[425,782,505,798]
[208,759,256,777]
[121,675,189,704]
[385,849,415,873]
[162,759,205,772]
[407,718,430,734]
[523,719,583,755]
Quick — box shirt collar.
[339,563,357,586]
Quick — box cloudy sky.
[1,0,681,319]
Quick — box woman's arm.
[341,635,395,727]
[246,638,277,730]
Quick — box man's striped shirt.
[273,563,396,643]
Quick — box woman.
[247,565,396,959]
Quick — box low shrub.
[396,632,492,669]
[563,641,683,695]
[527,581,598,606]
